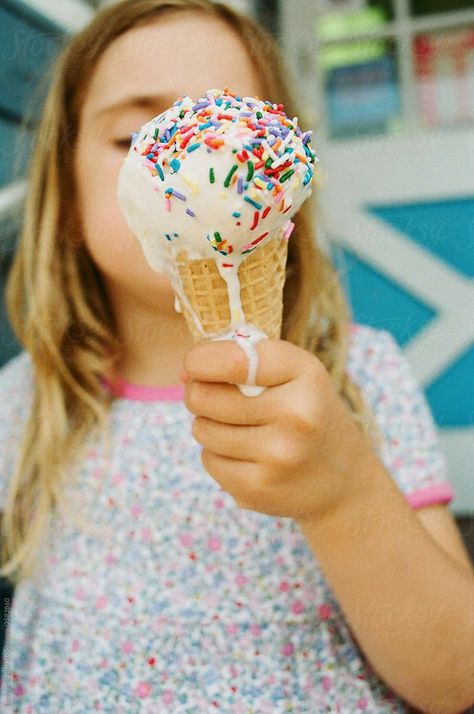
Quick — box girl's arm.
[298,449,474,714]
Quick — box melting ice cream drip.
[215,256,246,325]
[213,324,268,397]
[214,252,263,397]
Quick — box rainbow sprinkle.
[244,196,262,211]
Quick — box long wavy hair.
[2,0,382,584]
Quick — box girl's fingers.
[200,448,262,494]
[184,379,281,425]
[192,416,266,461]
[184,338,311,388]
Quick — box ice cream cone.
[174,235,289,342]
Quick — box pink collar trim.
[101,323,361,402]
[100,374,185,402]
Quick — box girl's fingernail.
[180,370,190,383]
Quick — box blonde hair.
[2,0,382,584]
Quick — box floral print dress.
[0,324,454,712]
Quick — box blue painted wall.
[0,0,65,365]
[0,0,65,186]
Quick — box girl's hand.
[182,338,374,526]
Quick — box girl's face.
[74,12,263,314]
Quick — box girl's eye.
[112,131,139,150]
[113,138,133,149]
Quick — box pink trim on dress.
[405,482,454,509]
[101,323,361,401]
[100,374,185,402]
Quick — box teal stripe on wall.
[369,198,474,279]
[330,244,437,345]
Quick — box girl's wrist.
[295,445,382,534]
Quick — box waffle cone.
[174,235,289,342]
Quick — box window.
[307,0,474,139]
[411,0,474,16]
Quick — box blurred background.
[0,0,473,643]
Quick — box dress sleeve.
[352,327,455,510]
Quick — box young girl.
[0,1,473,712]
